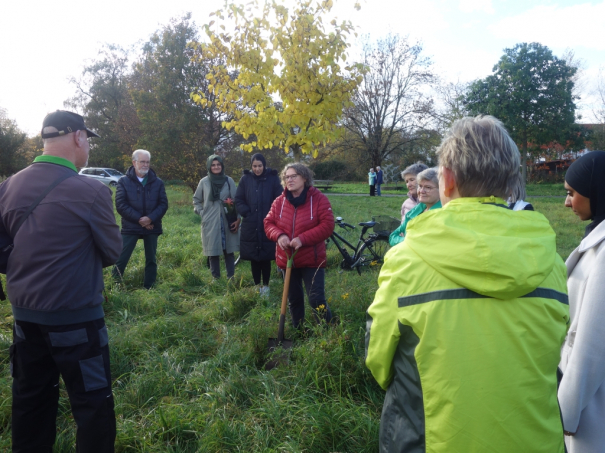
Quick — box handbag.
[0,172,75,300]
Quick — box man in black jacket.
[0,110,122,452]
[112,149,168,289]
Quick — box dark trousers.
[251,260,272,285]
[376,184,382,196]
[112,234,158,288]
[11,318,115,453]
[209,252,235,279]
[369,185,376,196]
[288,267,332,328]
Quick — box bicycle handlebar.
[335,219,355,230]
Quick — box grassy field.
[0,184,585,452]
[324,181,567,197]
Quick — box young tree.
[339,34,437,168]
[464,42,577,181]
[193,0,363,159]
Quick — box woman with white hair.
[389,167,441,246]
[400,162,428,219]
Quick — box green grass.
[0,184,586,451]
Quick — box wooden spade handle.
[277,266,292,341]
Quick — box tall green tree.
[132,14,238,190]
[0,108,27,176]
[464,42,577,181]
[66,45,139,171]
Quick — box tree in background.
[434,79,469,132]
[194,0,363,160]
[0,108,27,176]
[132,14,239,190]
[66,45,139,171]
[464,42,578,181]
[339,34,437,169]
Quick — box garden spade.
[265,249,297,370]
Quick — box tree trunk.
[291,144,302,162]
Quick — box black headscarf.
[565,151,605,237]
[207,154,227,201]
[250,153,267,179]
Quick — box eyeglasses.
[284,174,300,181]
[418,185,437,192]
[137,160,150,165]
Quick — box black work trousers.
[288,267,332,328]
[10,318,116,453]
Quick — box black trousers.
[209,252,235,279]
[369,185,376,196]
[250,260,272,285]
[112,233,158,289]
[10,318,116,453]
[288,267,332,328]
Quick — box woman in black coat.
[235,153,283,296]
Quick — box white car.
[79,167,124,187]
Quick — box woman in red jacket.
[264,163,334,329]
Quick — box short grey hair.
[132,149,151,161]
[417,167,439,188]
[437,115,520,199]
[281,162,314,188]
[401,162,428,180]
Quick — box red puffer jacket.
[264,186,334,269]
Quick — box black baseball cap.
[41,110,100,139]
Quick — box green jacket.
[389,201,442,246]
[366,197,569,453]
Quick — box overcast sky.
[1,0,604,136]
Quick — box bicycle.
[326,215,399,274]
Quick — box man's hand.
[145,224,154,230]
[277,234,291,251]
[139,216,152,227]
[290,237,303,250]
[230,218,241,232]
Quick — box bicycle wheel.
[354,237,391,273]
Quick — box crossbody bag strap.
[13,172,76,234]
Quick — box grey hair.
[417,167,439,188]
[508,171,527,203]
[281,162,314,188]
[132,149,151,161]
[401,162,428,179]
[436,115,520,199]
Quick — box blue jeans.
[376,184,382,196]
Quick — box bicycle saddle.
[358,221,376,228]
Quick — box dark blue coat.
[115,167,168,235]
[235,168,282,261]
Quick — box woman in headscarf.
[559,151,605,453]
[193,155,240,279]
[234,153,283,296]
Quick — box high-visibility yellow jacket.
[366,197,569,453]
